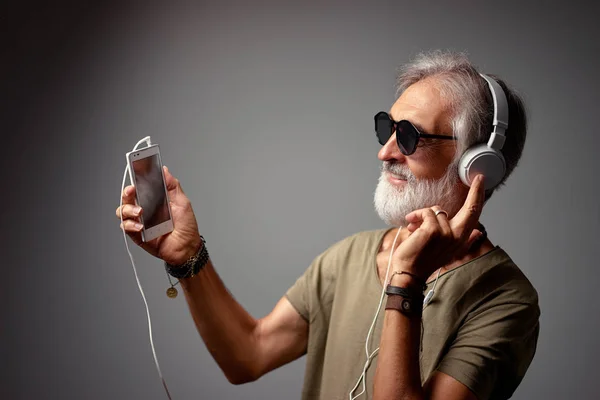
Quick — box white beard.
[373,161,463,227]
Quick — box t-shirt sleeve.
[284,262,314,322]
[436,300,540,400]
[285,236,351,323]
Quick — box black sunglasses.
[374,111,457,155]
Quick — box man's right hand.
[118,166,309,383]
[116,166,202,265]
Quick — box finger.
[452,174,485,233]
[119,223,144,246]
[120,219,144,233]
[121,185,137,205]
[163,166,180,192]
[466,229,483,248]
[116,204,143,219]
[405,207,439,226]
[431,206,452,236]
[405,208,425,224]
[407,221,422,232]
[463,229,484,256]
[453,229,482,259]
[418,207,440,232]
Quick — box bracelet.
[385,294,423,318]
[387,271,426,290]
[385,284,425,301]
[165,236,209,279]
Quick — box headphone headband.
[479,73,509,151]
[458,73,510,190]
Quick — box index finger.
[452,174,485,233]
[121,185,137,205]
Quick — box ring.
[434,210,448,217]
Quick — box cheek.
[407,148,456,180]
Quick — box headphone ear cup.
[458,144,506,190]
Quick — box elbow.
[223,359,263,385]
[225,369,260,385]
[226,375,256,385]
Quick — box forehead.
[390,77,453,135]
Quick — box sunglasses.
[374,111,457,155]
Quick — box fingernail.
[134,207,141,215]
[134,223,143,230]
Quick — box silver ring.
[434,210,448,217]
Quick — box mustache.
[381,161,416,183]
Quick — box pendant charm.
[166,287,178,298]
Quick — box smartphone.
[126,144,174,242]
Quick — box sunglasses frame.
[374,111,457,155]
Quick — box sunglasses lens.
[374,112,393,145]
[396,120,418,155]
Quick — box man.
[117,51,539,400]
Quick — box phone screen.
[132,154,170,229]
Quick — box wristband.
[385,295,423,318]
[388,271,426,290]
[165,236,209,279]
[385,284,424,301]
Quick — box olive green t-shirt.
[285,229,540,400]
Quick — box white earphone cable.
[349,226,402,400]
[423,267,441,307]
[120,136,173,399]
[348,226,444,399]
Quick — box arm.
[374,175,486,399]
[117,167,308,384]
[372,274,423,399]
[179,259,308,384]
[373,272,478,400]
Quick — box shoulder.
[306,228,389,279]
[437,246,540,328]
[434,249,540,399]
[470,248,539,309]
[443,247,539,308]
[285,229,388,320]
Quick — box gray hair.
[396,50,528,198]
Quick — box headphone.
[458,74,509,190]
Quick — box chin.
[373,170,463,227]
[373,174,410,227]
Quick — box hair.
[395,50,528,199]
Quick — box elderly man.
[117,51,539,400]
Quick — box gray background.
[2,1,599,399]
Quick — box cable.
[349,226,402,400]
[120,136,173,399]
[423,268,441,306]
[348,227,444,399]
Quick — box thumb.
[454,229,483,260]
[163,166,180,191]
[466,229,484,251]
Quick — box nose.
[377,133,407,163]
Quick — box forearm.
[373,276,424,400]
[179,259,260,384]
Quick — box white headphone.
[458,74,509,190]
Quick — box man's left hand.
[392,174,486,281]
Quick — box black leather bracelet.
[385,284,424,302]
[165,236,209,279]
